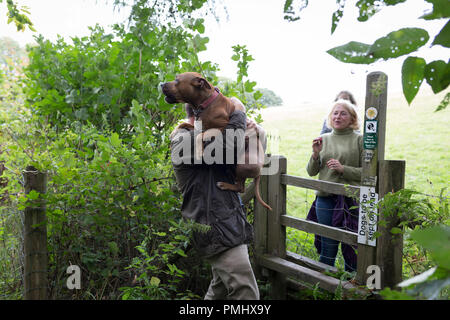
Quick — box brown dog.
[161,72,271,211]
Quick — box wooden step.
[257,254,366,296]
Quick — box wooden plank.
[257,254,360,294]
[286,251,338,274]
[281,215,358,246]
[281,174,360,198]
[356,71,388,285]
[376,160,405,289]
[266,155,287,299]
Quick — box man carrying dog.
[170,103,260,300]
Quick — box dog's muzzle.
[161,82,178,104]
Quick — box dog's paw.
[177,122,194,130]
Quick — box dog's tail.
[254,176,272,211]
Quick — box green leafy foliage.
[410,225,450,270]
[0,0,35,31]
[370,28,430,60]
[421,0,450,20]
[432,20,450,48]
[1,0,267,299]
[283,0,309,22]
[331,0,346,34]
[402,56,426,104]
[381,224,450,300]
[327,28,430,64]
[284,0,449,108]
[424,60,450,94]
[376,188,449,300]
[326,41,376,64]
[355,0,406,22]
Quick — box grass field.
[258,87,449,271]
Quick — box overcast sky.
[0,0,447,106]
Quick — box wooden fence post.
[356,71,388,285]
[23,166,48,300]
[376,160,405,288]
[266,155,287,299]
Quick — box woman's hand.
[327,158,344,174]
[312,137,322,160]
[246,118,257,130]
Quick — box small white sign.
[365,120,377,133]
[358,186,378,246]
[366,107,378,120]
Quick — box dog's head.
[161,72,212,105]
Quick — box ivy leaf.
[369,28,429,60]
[424,60,450,94]
[432,19,450,48]
[401,56,426,105]
[327,41,377,64]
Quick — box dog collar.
[198,87,220,109]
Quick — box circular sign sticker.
[366,107,378,120]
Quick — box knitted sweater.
[306,127,363,197]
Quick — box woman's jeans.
[315,196,339,268]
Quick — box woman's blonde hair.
[327,99,360,131]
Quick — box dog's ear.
[191,77,212,90]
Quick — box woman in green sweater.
[306,99,362,271]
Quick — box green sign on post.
[363,120,378,150]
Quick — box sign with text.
[358,186,378,246]
[363,120,378,150]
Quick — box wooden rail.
[280,215,358,246]
[281,174,360,198]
